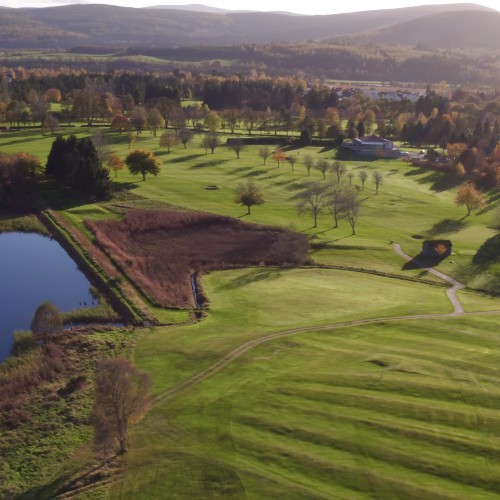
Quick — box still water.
[0,232,95,362]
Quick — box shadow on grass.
[473,234,500,266]
[228,165,252,175]
[168,153,203,164]
[221,268,282,289]
[242,169,268,178]
[190,159,228,169]
[402,255,442,271]
[427,218,468,237]
[405,168,462,192]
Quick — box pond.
[0,232,96,362]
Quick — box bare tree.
[328,182,349,228]
[303,154,314,176]
[296,182,329,227]
[92,133,111,166]
[314,159,330,180]
[229,139,246,159]
[178,127,193,149]
[347,171,354,186]
[373,171,384,194]
[42,113,59,136]
[345,190,360,234]
[287,155,297,172]
[202,133,221,154]
[331,160,346,183]
[358,169,368,190]
[91,357,151,455]
[259,146,271,165]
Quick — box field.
[0,122,499,498]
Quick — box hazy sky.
[3,0,499,14]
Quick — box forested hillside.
[0,3,496,49]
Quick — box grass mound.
[87,210,311,309]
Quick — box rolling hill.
[0,3,496,49]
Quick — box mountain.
[147,4,302,15]
[0,3,496,49]
[145,4,250,14]
[344,9,500,49]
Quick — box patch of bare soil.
[87,210,311,308]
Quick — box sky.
[2,0,499,14]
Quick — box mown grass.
[3,123,489,286]
[115,314,500,499]
[132,266,498,398]
[1,123,499,497]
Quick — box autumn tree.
[72,86,102,126]
[42,114,59,136]
[147,107,164,136]
[296,182,329,227]
[31,301,63,342]
[234,179,264,215]
[372,171,383,194]
[131,106,147,135]
[111,113,129,134]
[91,357,151,455]
[126,149,161,181]
[178,127,193,148]
[106,154,125,177]
[44,88,62,103]
[455,182,486,216]
[159,131,179,153]
[272,148,286,168]
[259,146,271,165]
[222,108,240,133]
[204,110,221,132]
[126,132,136,150]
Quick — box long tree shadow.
[427,218,468,237]
[168,153,203,164]
[190,159,228,169]
[473,234,500,266]
[221,268,281,289]
[402,255,442,271]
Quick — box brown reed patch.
[87,210,312,308]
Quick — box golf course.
[1,119,499,499]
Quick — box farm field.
[0,122,499,498]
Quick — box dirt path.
[393,243,465,315]
[152,310,500,407]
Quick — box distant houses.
[341,135,403,159]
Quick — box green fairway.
[133,267,465,397]
[115,314,500,499]
[6,123,488,285]
[1,123,499,498]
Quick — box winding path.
[393,243,465,315]
[152,310,500,408]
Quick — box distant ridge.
[0,3,496,49]
[146,4,302,15]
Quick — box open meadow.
[1,122,499,497]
